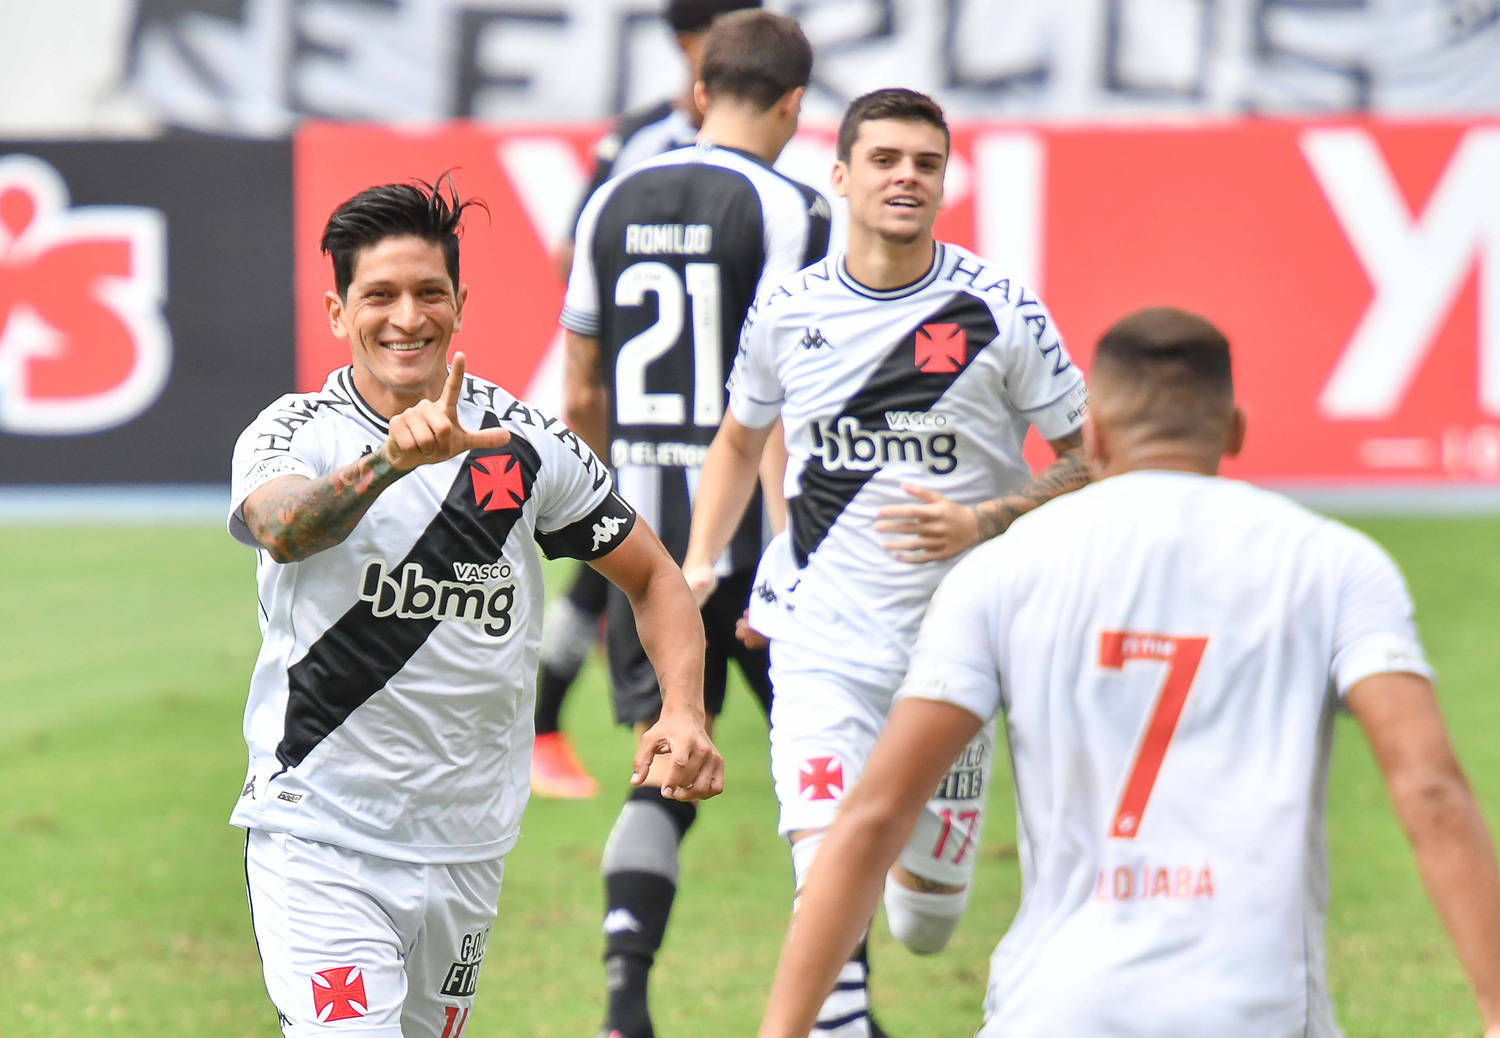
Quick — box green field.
[2,516,1497,1036]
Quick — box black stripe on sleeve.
[788,291,1000,567]
[275,425,540,771]
[536,491,637,561]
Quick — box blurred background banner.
[3,1,1499,496]
[294,118,1500,489]
[0,139,293,485]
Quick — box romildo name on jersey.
[808,414,957,475]
[625,223,712,255]
[358,560,516,638]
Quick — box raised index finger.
[440,351,468,416]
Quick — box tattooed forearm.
[247,449,404,563]
[970,436,1092,542]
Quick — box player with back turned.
[759,307,1500,1038]
[226,175,721,1037]
[534,0,764,802]
[561,11,829,1036]
[682,88,1091,1036]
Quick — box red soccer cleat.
[531,731,599,799]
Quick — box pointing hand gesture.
[384,353,511,471]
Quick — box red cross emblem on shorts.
[798,756,844,801]
[914,323,967,373]
[311,966,369,1022]
[470,453,525,512]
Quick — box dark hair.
[666,0,761,34]
[1091,307,1234,439]
[320,172,484,298]
[699,10,812,111]
[836,88,949,162]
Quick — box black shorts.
[604,567,772,726]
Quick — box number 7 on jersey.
[1099,631,1208,839]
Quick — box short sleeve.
[1328,526,1433,696]
[227,395,328,546]
[525,413,638,561]
[894,544,1005,724]
[726,300,784,429]
[994,287,1088,442]
[560,187,609,337]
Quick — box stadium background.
[2,1,1499,1036]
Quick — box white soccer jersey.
[728,243,1087,676]
[898,472,1433,1037]
[227,367,635,864]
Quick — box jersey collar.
[836,242,947,300]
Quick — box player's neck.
[1107,449,1222,478]
[697,107,785,165]
[842,229,937,291]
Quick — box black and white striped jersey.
[728,243,1089,677]
[570,100,699,237]
[561,142,832,572]
[227,367,634,864]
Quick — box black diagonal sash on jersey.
[789,291,1000,567]
[275,423,540,772]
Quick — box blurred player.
[561,11,829,1037]
[682,88,1090,1037]
[228,175,723,1038]
[534,0,763,801]
[758,307,1500,1038]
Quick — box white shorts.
[245,829,504,1038]
[768,642,994,888]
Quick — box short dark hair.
[666,0,760,34]
[699,10,812,111]
[836,88,949,162]
[1091,307,1234,440]
[320,172,484,298]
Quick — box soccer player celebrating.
[534,0,765,802]
[227,175,722,1037]
[682,88,1090,1036]
[560,10,829,1037]
[758,308,1500,1038]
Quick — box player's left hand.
[735,609,769,649]
[874,483,981,563]
[632,708,725,801]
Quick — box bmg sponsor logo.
[808,415,957,475]
[359,560,515,638]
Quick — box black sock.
[533,664,571,736]
[599,791,696,1037]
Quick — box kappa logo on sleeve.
[590,513,627,552]
[311,966,369,1022]
[797,756,845,801]
[470,453,526,511]
[914,323,967,373]
[0,154,170,434]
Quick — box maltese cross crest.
[914,322,967,373]
[311,966,368,1022]
[798,756,845,801]
[470,453,525,512]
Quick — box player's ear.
[325,290,349,340]
[779,86,805,123]
[453,284,468,332]
[692,80,710,120]
[1225,405,1247,458]
[831,160,850,199]
[1082,412,1107,473]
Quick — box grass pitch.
[1,515,1496,1036]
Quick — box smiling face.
[325,234,467,418]
[833,117,947,249]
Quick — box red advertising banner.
[295,119,1500,488]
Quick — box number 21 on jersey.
[1099,631,1208,839]
[614,260,723,427]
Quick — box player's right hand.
[681,560,719,607]
[632,707,725,801]
[384,352,511,470]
